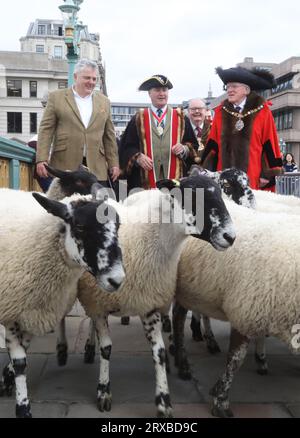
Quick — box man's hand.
[172,143,186,156]
[136,153,153,171]
[36,161,49,178]
[109,166,121,182]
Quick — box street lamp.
[59,0,84,86]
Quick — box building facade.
[0,19,106,144]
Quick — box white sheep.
[0,176,125,418]
[172,198,300,418]
[69,174,236,418]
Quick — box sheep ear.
[44,165,66,178]
[156,179,180,191]
[32,193,71,222]
[91,182,108,202]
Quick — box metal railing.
[276,173,300,197]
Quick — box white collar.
[234,97,247,111]
[151,104,168,114]
[190,120,204,131]
[72,86,93,100]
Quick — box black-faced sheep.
[71,174,236,418]
[0,175,125,418]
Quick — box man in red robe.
[201,66,283,191]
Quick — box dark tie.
[157,108,164,129]
[234,106,241,113]
[196,126,202,138]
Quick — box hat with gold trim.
[138,74,173,91]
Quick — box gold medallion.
[157,125,164,136]
[235,119,244,131]
[197,141,205,151]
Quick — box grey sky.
[1,0,299,103]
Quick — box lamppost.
[59,0,85,86]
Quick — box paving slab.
[0,400,67,418]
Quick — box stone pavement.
[0,304,299,418]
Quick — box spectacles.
[189,107,206,112]
[224,83,246,91]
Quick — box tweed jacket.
[37,88,119,180]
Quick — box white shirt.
[151,104,168,127]
[72,87,93,156]
[234,97,247,112]
[190,121,204,136]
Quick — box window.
[7,112,22,133]
[58,81,68,89]
[30,81,37,98]
[274,110,293,131]
[54,46,63,59]
[54,25,63,36]
[30,113,37,134]
[7,79,22,97]
[36,45,44,53]
[38,25,46,35]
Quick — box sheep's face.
[219,168,256,209]
[45,165,98,197]
[32,193,125,293]
[65,199,125,292]
[157,175,236,251]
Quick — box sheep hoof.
[255,354,268,375]
[206,339,221,354]
[97,394,112,412]
[84,343,95,364]
[257,367,268,375]
[168,343,175,356]
[121,316,130,325]
[157,407,173,418]
[192,333,204,342]
[0,383,14,397]
[211,405,234,418]
[162,317,172,333]
[56,343,68,366]
[16,404,32,418]
[178,366,192,381]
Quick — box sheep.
[0,177,125,418]
[69,173,236,418]
[171,198,300,418]
[186,167,298,372]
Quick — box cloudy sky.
[1,0,299,103]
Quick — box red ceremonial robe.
[201,92,283,191]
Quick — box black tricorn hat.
[216,66,276,90]
[138,74,173,91]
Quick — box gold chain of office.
[222,104,264,131]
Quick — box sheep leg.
[202,315,221,354]
[56,318,68,366]
[94,315,112,412]
[161,313,172,333]
[254,337,268,375]
[190,312,204,342]
[0,328,32,398]
[210,328,249,418]
[141,311,173,418]
[172,302,192,380]
[4,323,32,418]
[0,362,15,396]
[84,318,96,364]
[121,316,130,325]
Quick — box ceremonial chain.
[222,104,264,131]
